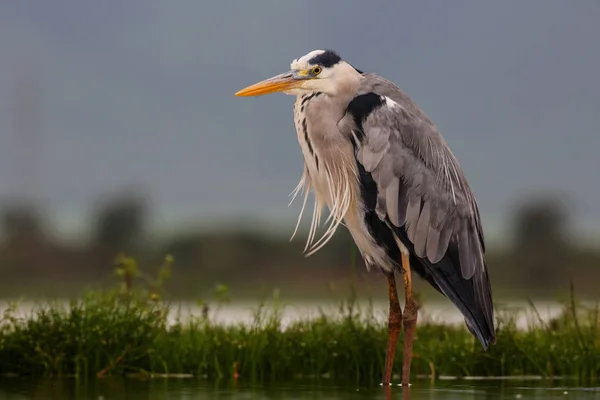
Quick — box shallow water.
[0,299,573,330]
[0,378,598,399]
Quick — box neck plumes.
[292,149,359,257]
[290,68,363,257]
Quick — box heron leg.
[401,251,418,386]
[382,269,403,385]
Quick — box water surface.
[0,299,572,330]
[0,378,598,399]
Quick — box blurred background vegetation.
[0,192,597,301]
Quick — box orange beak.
[235,71,305,97]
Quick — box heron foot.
[382,383,412,400]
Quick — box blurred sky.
[0,1,599,244]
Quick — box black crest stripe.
[308,50,342,68]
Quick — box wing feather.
[425,224,441,262]
[414,199,431,258]
[405,194,421,242]
[385,177,401,226]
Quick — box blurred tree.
[0,201,48,272]
[92,192,147,257]
[510,195,572,289]
[2,203,41,240]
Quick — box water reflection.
[0,377,598,399]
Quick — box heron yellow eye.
[312,66,322,75]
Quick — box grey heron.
[235,49,496,386]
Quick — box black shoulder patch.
[309,50,342,68]
[346,93,385,143]
[347,93,385,124]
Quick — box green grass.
[0,255,599,385]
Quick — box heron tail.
[391,225,496,350]
[415,252,497,350]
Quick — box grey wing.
[348,77,485,280]
[340,80,496,347]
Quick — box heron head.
[235,49,362,97]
